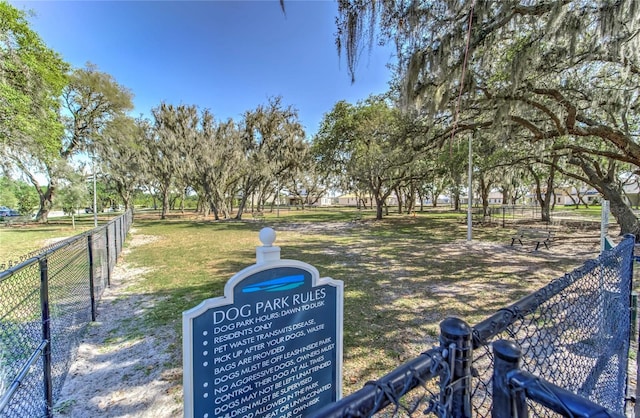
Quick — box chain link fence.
[0,210,132,418]
[472,234,634,416]
[313,234,635,417]
[478,206,614,233]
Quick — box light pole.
[92,150,98,227]
[467,132,473,242]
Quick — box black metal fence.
[312,234,636,417]
[0,211,132,418]
[468,206,541,227]
[476,206,612,232]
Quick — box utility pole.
[93,150,98,228]
[467,132,473,242]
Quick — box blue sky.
[12,0,395,136]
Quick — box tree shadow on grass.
[112,215,604,401]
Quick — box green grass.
[0,207,606,399]
[0,213,119,265]
[553,205,603,217]
[0,225,88,264]
[122,208,594,393]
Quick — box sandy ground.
[53,231,182,418]
[51,221,632,417]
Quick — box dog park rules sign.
[183,228,343,418]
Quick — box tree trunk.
[161,185,170,220]
[169,194,179,211]
[180,188,186,213]
[123,195,134,220]
[479,175,491,217]
[569,156,640,238]
[375,197,384,220]
[395,187,403,214]
[211,203,220,220]
[528,161,556,223]
[501,187,510,206]
[453,189,461,211]
[533,185,552,222]
[269,188,278,213]
[196,196,204,214]
[235,194,249,220]
[203,183,220,220]
[35,184,55,223]
[406,184,416,214]
[160,190,169,219]
[607,192,640,237]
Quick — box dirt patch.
[53,230,180,418]
[41,237,71,247]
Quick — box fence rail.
[312,234,636,417]
[0,210,132,418]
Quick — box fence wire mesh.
[0,260,45,418]
[0,237,76,272]
[313,235,634,418]
[91,231,109,301]
[471,236,634,417]
[46,238,91,403]
[0,211,132,418]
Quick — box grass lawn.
[120,208,601,398]
[0,207,608,415]
[0,213,121,267]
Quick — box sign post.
[183,228,344,418]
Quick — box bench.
[251,212,265,222]
[511,228,555,251]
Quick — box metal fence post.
[114,218,118,260]
[39,257,53,418]
[440,317,472,418]
[120,216,124,252]
[116,217,121,260]
[87,234,96,322]
[492,340,527,418]
[105,226,111,286]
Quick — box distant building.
[554,187,601,206]
[338,194,363,207]
[622,182,640,208]
[486,190,504,204]
[287,193,333,207]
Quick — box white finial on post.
[256,227,280,264]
